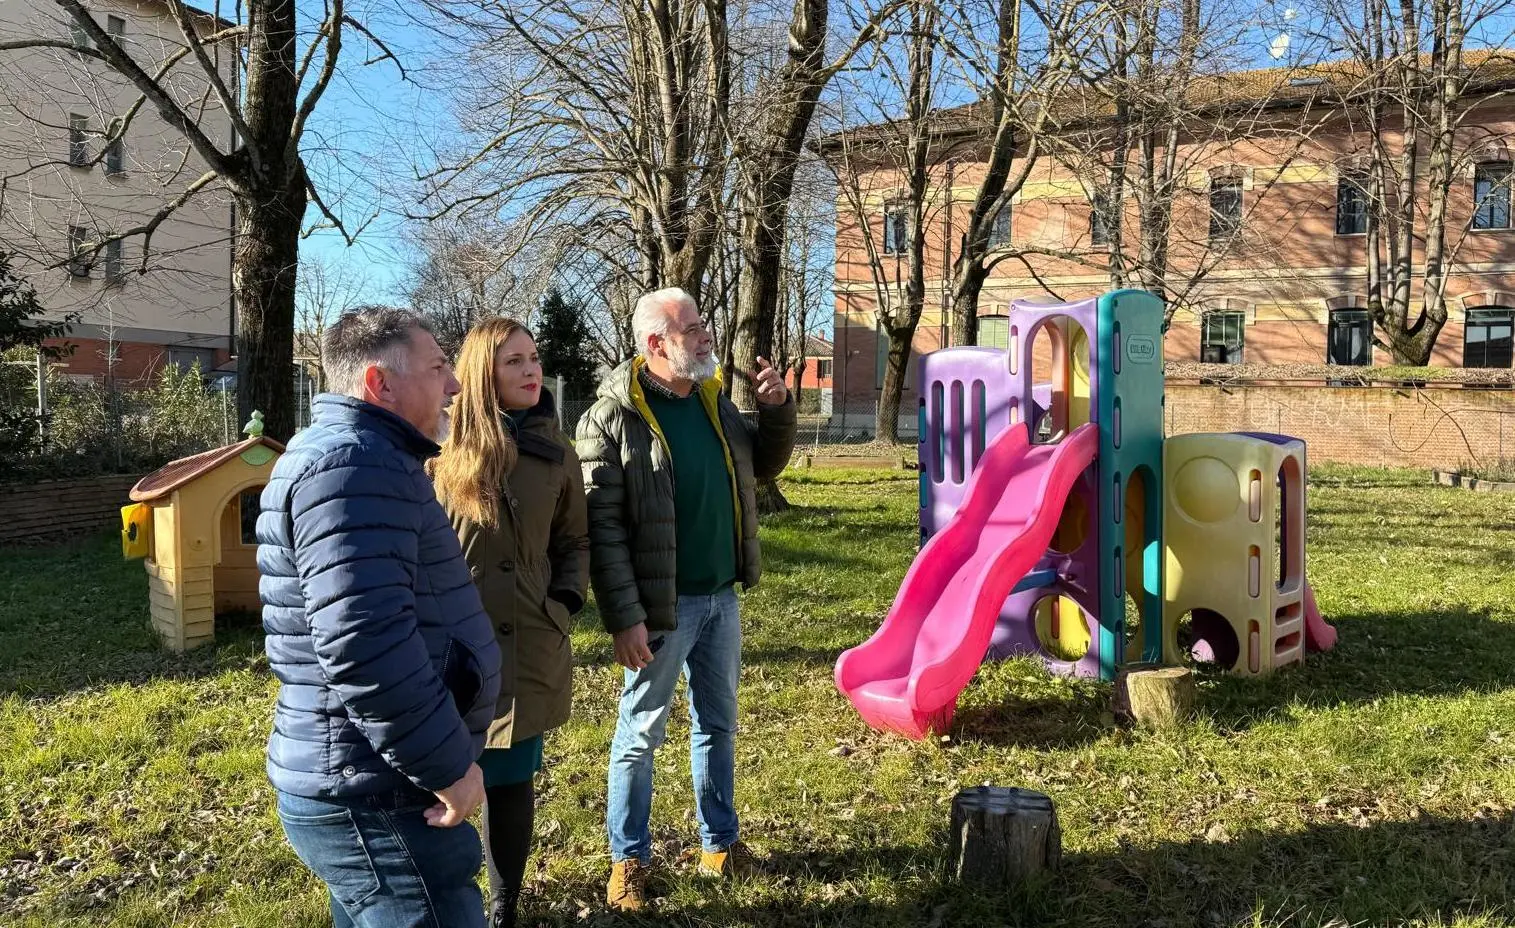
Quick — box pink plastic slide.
[1303,580,1336,652]
[835,422,1100,739]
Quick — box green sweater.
[640,372,737,595]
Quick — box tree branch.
[302,173,374,245]
[49,0,238,181]
[342,14,407,78]
[288,0,344,174]
[48,170,221,273]
[163,0,258,172]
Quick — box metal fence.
[1,358,317,482]
[556,392,917,461]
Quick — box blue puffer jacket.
[257,394,501,799]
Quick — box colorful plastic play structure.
[835,290,1338,739]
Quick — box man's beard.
[433,408,451,443]
[667,341,717,382]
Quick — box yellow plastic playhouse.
[121,413,282,651]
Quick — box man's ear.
[360,364,387,405]
[646,333,664,359]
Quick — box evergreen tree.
[535,289,599,398]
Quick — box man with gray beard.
[574,287,797,911]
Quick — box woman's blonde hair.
[430,316,532,528]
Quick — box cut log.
[946,786,1060,889]
[1114,664,1195,729]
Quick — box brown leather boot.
[606,858,649,912]
[697,840,762,879]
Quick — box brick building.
[825,56,1515,428]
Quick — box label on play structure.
[1125,335,1157,364]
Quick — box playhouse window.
[239,489,262,544]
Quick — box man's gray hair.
[631,287,697,357]
[323,306,433,397]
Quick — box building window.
[1473,162,1512,231]
[816,358,832,380]
[1465,308,1514,368]
[1091,190,1111,246]
[69,18,91,52]
[68,114,88,166]
[1209,178,1242,244]
[106,15,125,40]
[882,205,909,255]
[1335,175,1368,235]
[1200,310,1245,363]
[104,126,124,175]
[1327,309,1371,365]
[978,314,1010,349]
[168,347,217,373]
[67,226,93,277]
[988,203,1010,247]
[104,238,123,283]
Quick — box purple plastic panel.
[1005,296,1104,431]
[918,348,1014,537]
[988,467,1106,676]
[991,297,1111,676]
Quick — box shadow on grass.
[0,533,268,699]
[520,812,1515,927]
[1045,810,1515,928]
[951,689,1111,750]
[1199,606,1515,731]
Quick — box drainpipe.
[942,161,953,348]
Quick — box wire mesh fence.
[0,357,317,482]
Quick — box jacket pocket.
[544,596,575,637]
[441,637,486,720]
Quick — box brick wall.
[0,474,140,545]
[1166,383,1515,469]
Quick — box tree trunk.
[950,262,987,346]
[946,786,1061,889]
[235,181,306,442]
[731,187,781,411]
[237,0,303,441]
[1114,664,1195,729]
[874,321,918,443]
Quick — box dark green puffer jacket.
[575,357,797,634]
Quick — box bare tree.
[724,0,889,414]
[0,0,394,439]
[773,155,832,411]
[1322,0,1515,364]
[821,0,943,444]
[295,254,370,390]
[998,0,1330,325]
[415,0,730,297]
[940,0,1084,345]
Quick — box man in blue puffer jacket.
[257,306,501,928]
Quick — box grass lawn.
[4,465,1515,927]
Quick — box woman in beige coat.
[432,317,588,928]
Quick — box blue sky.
[299,10,454,309]
[299,1,1497,316]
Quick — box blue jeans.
[276,788,485,928]
[607,588,742,861]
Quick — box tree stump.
[1114,664,1195,729]
[946,786,1060,889]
